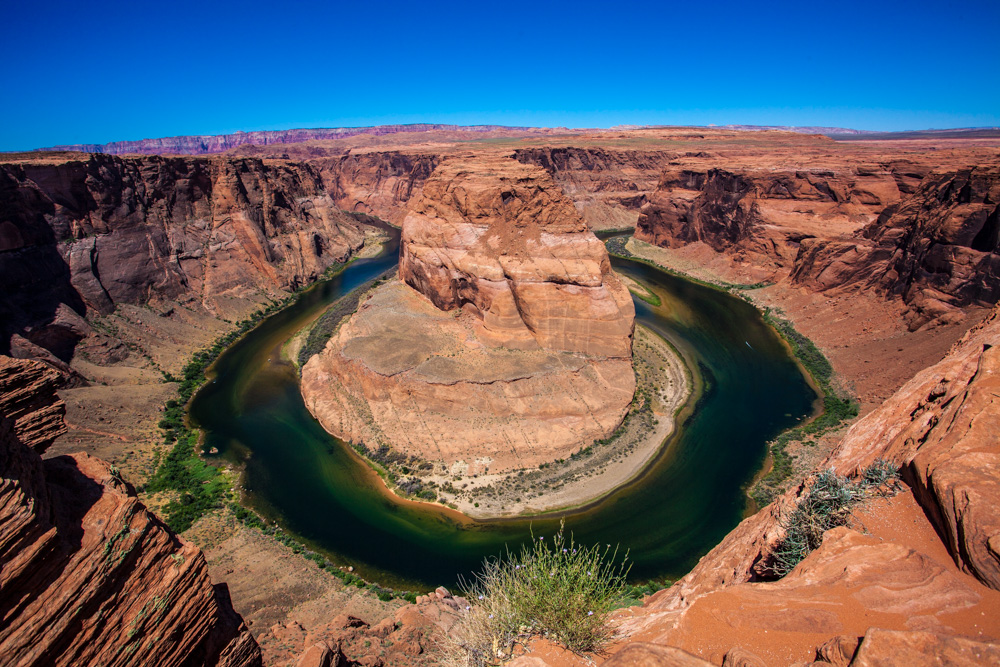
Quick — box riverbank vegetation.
[228,503,417,602]
[147,255,361,531]
[604,235,860,507]
[605,236,770,291]
[751,310,860,505]
[296,268,396,367]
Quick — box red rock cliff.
[0,355,262,666]
[0,153,369,361]
[792,167,1000,329]
[400,156,635,357]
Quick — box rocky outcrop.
[819,306,1000,589]
[302,281,636,473]
[0,153,369,360]
[281,587,469,667]
[400,156,635,357]
[608,302,1000,664]
[303,156,636,474]
[635,167,900,264]
[0,355,262,666]
[0,356,67,452]
[792,168,1000,329]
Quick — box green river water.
[189,230,816,590]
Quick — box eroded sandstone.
[302,156,636,476]
[0,153,369,363]
[0,355,261,666]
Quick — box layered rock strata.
[636,164,1000,329]
[792,167,1000,329]
[636,166,902,265]
[399,157,635,356]
[0,355,261,666]
[302,157,635,473]
[609,302,1000,665]
[0,356,67,451]
[0,153,369,361]
[513,147,676,230]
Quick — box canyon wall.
[0,153,369,361]
[316,151,439,225]
[609,303,1000,665]
[302,156,637,474]
[0,356,261,666]
[514,147,676,230]
[636,166,902,265]
[792,167,1000,329]
[635,164,1000,329]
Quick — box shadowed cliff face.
[514,147,676,229]
[0,356,261,667]
[792,168,1000,329]
[636,169,767,252]
[635,164,1000,329]
[0,154,367,360]
[316,151,439,224]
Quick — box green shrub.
[454,522,629,665]
[768,462,899,578]
[860,458,900,489]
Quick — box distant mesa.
[25,123,1000,159]
[31,125,578,156]
[301,156,636,476]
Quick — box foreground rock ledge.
[301,156,637,476]
[0,356,261,666]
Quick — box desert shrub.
[768,463,899,577]
[453,522,628,665]
[860,458,900,489]
[768,469,860,577]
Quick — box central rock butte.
[301,156,637,475]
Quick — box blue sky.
[2,0,998,150]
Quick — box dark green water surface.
[189,230,816,590]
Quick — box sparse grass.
[452,522,628,665]
[766,461,900,578]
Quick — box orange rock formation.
[604,304,1000,665]
[0,356,261,666]
[302,156,636,474]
